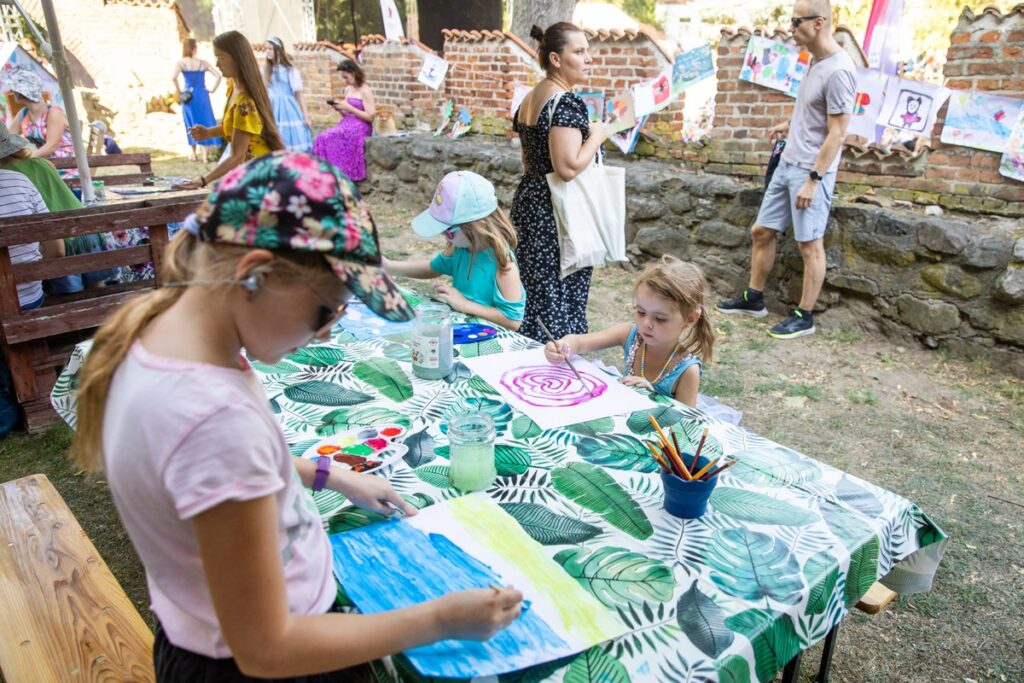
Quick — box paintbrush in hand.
[537,318,586,387]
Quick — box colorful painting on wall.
[330,494,626,678]
[999,106,1024,182]
[416,53,449,90]
[941,91,1023,153]
[739,36,811,98]
[604,91,637,134]
[461,347,655,430]
[846,67,889,139]
[671,43,715,96]
[607,114,648,155]
[577,91,606,123]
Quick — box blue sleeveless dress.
[622,325,702,398]
[267,65,312,152]
[181,70,222,147]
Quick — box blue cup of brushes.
[661,455,720,519]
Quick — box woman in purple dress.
[313,60,375,181]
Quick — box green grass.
[845,388,878,406]
[825,327,864,344]
[785,383,822,401]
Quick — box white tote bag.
[544,93,627,278]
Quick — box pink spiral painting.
[499,365,608,408]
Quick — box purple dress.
[313,98,372,181]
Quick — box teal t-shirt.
[429,247,525,322]
[622,325,702,398]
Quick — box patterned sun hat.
[190,151,415,321]
[7,69,43,102]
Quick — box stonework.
[362,134,1024,373]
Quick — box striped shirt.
[0,169,46,307]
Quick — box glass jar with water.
[448,412,497,492]
[411,302,453,379]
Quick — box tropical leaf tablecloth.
[51,312,947,683]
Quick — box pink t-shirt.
[102,341,335,658]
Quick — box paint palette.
[301,425,408,475]
[453,322,498,344]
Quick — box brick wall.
[358,35,444,130]
[922,5,1024,215]
[441,30,543,136]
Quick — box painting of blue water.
[941,92,1024,153]
[330,520,571,678]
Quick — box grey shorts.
[755,158,836,242]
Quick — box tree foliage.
[315,0,408,44]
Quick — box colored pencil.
[648,415,691,479]
[691,457,720,481]
[537,318,586,387]
[692,427,709,472]
[645,442,675,475]
[701,459,737,481]
[671,431,686,473]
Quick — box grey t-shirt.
[781,49,857,173]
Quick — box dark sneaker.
[716,290,768,318]
[768,310,816,339]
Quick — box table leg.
[816,622,840,683]
[781,651,802,683]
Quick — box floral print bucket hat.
[189,151,415,321]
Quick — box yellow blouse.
[223,82,272,160]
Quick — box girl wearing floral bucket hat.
[73,152,522,681]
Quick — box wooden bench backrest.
[0,474,155,682]
[51,153,155,188]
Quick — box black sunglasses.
[304,281,348,332]
[791,15,823,27]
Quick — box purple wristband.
[312,455,332,492]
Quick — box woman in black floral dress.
[512,22,608,342]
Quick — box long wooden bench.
[0,192,205,430]
[51,153,155,190]
[0,474,155,681]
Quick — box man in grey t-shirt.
[717,0,856,339]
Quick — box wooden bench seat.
[51,153,155,189]
[0,474,154,682]
[0,192,205,430]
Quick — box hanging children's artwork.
[330,494,626,678]
[671,43,715,96]
[447,107,472,138]
[604,91,637,135]
[510,84,531,117]
[941,91,1023,153]
[739,35,811,98]
[846,66,889,140]
[607,115,648,155]
[416,53,449,90]
[999,107,1024,182]
[875,77,949,136]
[379,0,405,40]
[577,91,606,123]
[461,348,655,430]
[433,100,454,136]
[631,69,673,118]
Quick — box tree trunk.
[509,0,577,44]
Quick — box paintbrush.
[489,584,532,614]
[701,459,737,481]
[537,318,586,387]
[691,427,709,473]
[648,415,691,479]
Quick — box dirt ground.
[373,198,1024,683]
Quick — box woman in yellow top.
[177,31,283,190]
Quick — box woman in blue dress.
[172,38,223,162]
[263,37,313,152]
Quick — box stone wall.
[362,134,1024,373]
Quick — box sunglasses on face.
[304,282,348,332]
[791,15,823,28]
[442,226,461,240]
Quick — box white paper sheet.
[417,53,449,90]
[875,76,950,137]
[461,347,656,430]
[380,0,404,40]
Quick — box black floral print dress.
[512,92,594,342]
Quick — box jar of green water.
[448,412,496,492]
[411,302,453,379]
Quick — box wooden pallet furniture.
[51,153,155,189]
[0,474,155,682]
[0,192,204,431]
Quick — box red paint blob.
[365,438,389,450]
[380,427,402,437]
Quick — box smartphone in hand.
[326,99,337,105]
